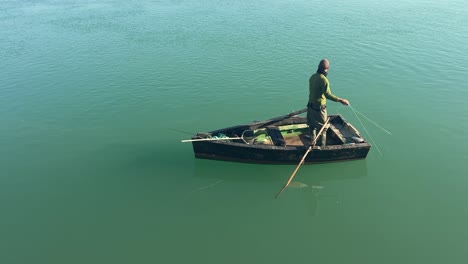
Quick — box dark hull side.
[192,141,371,165]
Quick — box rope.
[348,104,383,156]
[348,105,392,135]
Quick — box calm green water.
[1,0,468,263]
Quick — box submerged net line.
[189,180,223,194]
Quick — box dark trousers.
[307,104,328,145]
[307,104,327,130]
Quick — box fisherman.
[307,59,349,145]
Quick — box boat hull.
[193,140,371,164]
[189,110,371,164]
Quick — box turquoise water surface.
[1,0,468,263]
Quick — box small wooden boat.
[187,108,371,164]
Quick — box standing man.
[307,59,349,145]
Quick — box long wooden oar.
[181,137,241,142]
[252,108,307,130]
[275,118,330,199]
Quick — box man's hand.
[338,98,350,106]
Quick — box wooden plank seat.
[266,126,286,146]
[328,123,347,144]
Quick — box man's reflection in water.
[290,178,322,216]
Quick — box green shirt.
[308,72,339,105]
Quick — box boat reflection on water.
[281,160,367,216]
[191,159,368,216]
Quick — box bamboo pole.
[275,118,330,199]
[181,137,242,142]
